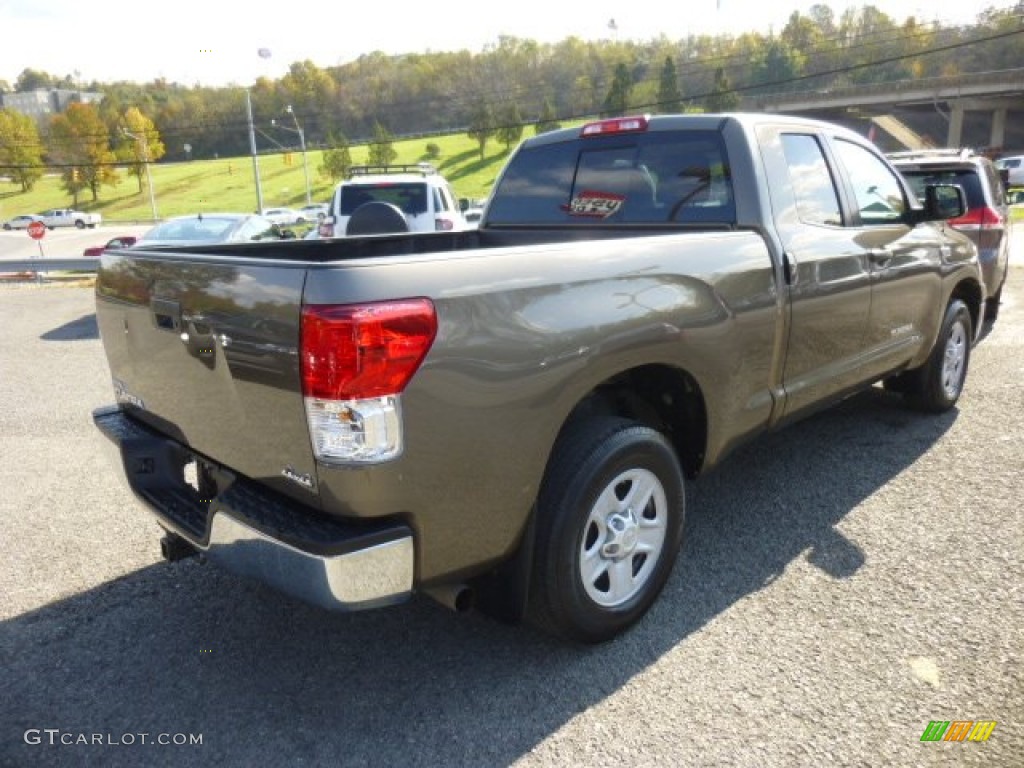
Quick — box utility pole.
[272,105,312,205]
[246,88,264,213]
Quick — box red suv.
[890,149,1011,322]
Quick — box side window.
[781,134,843,226]
[832,139,907,225]
[238,217,279,241]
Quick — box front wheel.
[75,220,86,229]
[905,298,972,412]
[528,417,685,643]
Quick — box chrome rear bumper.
[93,405,414,611]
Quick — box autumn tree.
[115,107,165,193]
[0,108,45,191]
[367,122,397,166]
[48,103,118,204]
[467,99,495,161]
[495,103,524,151]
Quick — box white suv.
[319,163,467,237]
[995,155,1024,187]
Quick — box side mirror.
[459,198,469,212]
[922,183,966,221]
[998,168,1010,188]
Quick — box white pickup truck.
[39,208,102,229]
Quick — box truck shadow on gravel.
[0,389,956,768]
[39,313,99,341]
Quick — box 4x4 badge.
[281,466,315,491]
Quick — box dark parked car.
[135,213,295,247]
[83,236,138,257]
[890,149,1011,321]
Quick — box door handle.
[868,248,893,267]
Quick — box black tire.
[75,220,86,229]
[528,417,685,643]
[904,298,972,412]
[2,224,10,231]
[345,201,409,236]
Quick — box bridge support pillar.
[947,103,965,148]
[991,108,1007,150]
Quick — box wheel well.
[559,364,708,477]
[950,278,983,335]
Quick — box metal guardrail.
[0,258,99,273]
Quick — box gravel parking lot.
[1,268,1021,767]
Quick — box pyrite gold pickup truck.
[93,114,983,643]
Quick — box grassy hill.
[0,129,536,223]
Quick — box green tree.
[319,131,352,182]
[495,103,524,152]
[48,102,119,204]
[467,99,495,161]
[116,107,165,193]
[0,108,45,192]
[657,56,682,113]
[425,142,441,161]
[705,68,739,112]
[534,98,561,135]
[14,68,55,92]
[367,122,397,166]
[602,62,633,117]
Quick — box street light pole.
[246,88,264,213]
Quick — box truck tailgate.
[95,249,319,506]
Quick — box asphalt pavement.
[0,224,154,263]
[0,266,1021,767]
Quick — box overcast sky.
[0,0,1002,88]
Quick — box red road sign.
[27,221,46,240]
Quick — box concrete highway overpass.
[748,68,1024,153]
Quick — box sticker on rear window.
[564,190,625,218]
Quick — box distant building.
[0,89,104,124]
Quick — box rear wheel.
[528,417,685,643]
[75,220,86,229]
[905,298,972,412]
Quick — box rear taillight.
[434,217,455,231]
[580,116,649,137]
[301,299,437,463]
[318,217,335,238]
[949,206,1002,232]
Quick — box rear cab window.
[487,131,734,226]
